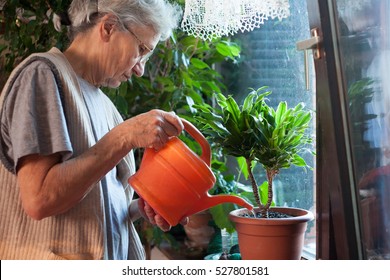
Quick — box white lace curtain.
[181,0,290,41]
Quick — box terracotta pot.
[183,211,215,250]
[229,207,314,260]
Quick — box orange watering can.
[128,119,253,226]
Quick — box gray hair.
[55,0,182,41]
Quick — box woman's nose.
[132,61,145,77]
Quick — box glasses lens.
[140,51,153,63]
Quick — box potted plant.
[193,86,315,260]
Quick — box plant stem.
[246,158,264,212]
[246,159,278,218]
[265,169,276,210]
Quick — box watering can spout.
[185,194,253,217]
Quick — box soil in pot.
[242,210,292,219]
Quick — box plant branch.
[265,169,277,210]
[188,37,199,60]
[246,158,263,211]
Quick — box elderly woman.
[0,0,184,260]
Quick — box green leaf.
[236,157,248,179]
[182,71,193,87]
[209,203,237,233]
[292,154,307,167]
[228,45,241,57]
[294,111,312,127]
[206,229,222,254]
[242,91,257,112]
[190,58,210,69]
[225,96,241,124]
[259,181,269,205]
[113,95,128,116]
[275,101,287,124]
[215,43,232,57]
[0,44,7,53]
[200,81,219,93]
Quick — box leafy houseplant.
[194,86,314,216]
[193,86,315,259]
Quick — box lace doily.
[181,0,290,41]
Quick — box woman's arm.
[17,110,183,220]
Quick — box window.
[220,1,316,258]
[336,0,390,260]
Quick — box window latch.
[296,28,323,90]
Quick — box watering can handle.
[181,118,211,166]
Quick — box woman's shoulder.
[2,57,60,105]
[17,59,55,75]
[11,58,58,88]
[7,55,58,84]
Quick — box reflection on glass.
[337,0,390,259]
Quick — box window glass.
[220,1,316,258]
[336,0,390,260]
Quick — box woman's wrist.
[129,198,142,222]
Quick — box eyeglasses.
[124,26,154,64]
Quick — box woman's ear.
[100,14,118,42]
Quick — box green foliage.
[0,0,70,76]
[193,86,314,215]
[347,78,377,178]
[209,177,253,233]
[194,87,313,171]
[348,78,376,130]
[209,204,236,233]
[103,32,241,120]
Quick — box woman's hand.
[123,109,184,151]
[138,198,189,232]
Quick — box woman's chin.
[105,79,122,88]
